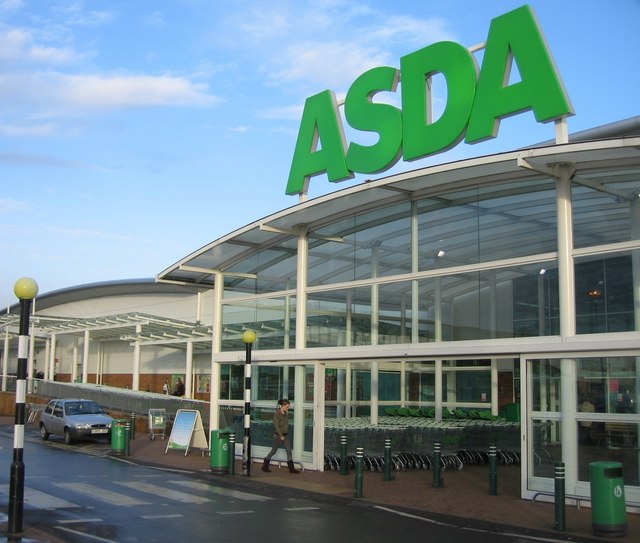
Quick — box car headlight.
[74,423,92,429]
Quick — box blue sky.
[1,0,638,308]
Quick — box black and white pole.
[241,329,256,476]
[8,277,38,535]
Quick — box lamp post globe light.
[241,329,257,476]
[8,277,38,534]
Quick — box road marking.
[56,526,118,543]
[55,482,151,506]
[116,481,210,504]
[217,510,255,515]
[141,514,184,519]
[374,506,578,543]
[0,486,79,509]
[169,480,273,501]
[284,507,321,511]
[58,518,104,524]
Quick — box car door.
[49,400,64,436]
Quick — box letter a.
[466,5,574,143]
[286,90,353,196]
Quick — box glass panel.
[531,360,561,412]
[513,264,559,336]
[573,173,640,249]
[418,262,559,342]
[221,296,296,351]
[577,357,637,415]
[254,366,295,402]
[407,370,435,402]
[306,287,372,347]
[577,422,639,485]
[379,372,401,401]
[308,202,412,286]
[455,371,491,403]
[575,254,635,334]
[224,239,298,295]
[532,419,561,478]
[417,179,557,271]
[219,364,244,400]
[302,407,314,454]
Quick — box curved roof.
[157,134,640,291]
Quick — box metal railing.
[29,379,210,427]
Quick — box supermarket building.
[1,4,639,507]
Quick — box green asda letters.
[286,5,574,196]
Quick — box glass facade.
[179,139,640,500]
[217,155,640,352]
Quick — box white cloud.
[58,73,219,109]
[0,122,56,136]
[142,10,166,29]
[362,15,456,48]
[261,104,304,122]
[52,3,114,27]
[0,27,78,65]
[269,40,392,91]
[0,198,30,214]
[0,0,23,13]
[0,72,220,112]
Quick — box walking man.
[261,399,300,474]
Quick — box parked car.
[39,399,113,444]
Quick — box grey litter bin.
[589,461,627,537]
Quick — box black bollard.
[228,433,236,475]
[354,447,364,498]
[383,438,393,481]
[340,434,349,475]
[489,445,497,495]
[432,441,444,488]
[554,462,566,531]
[130,412,136,440]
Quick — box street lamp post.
[8,277,38,535]
[241,329,257,476]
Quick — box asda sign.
[286,5,573,196]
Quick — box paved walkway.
[127,433,639,542]
[1,418,638,542]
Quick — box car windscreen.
[64,402,105,415]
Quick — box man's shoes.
[287,460,300,474]
[261,459,271,472]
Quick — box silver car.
[39,399,113,444]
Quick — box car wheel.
[39,424,49,441]
[64,428,74,445]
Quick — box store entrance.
[249,362,322,469]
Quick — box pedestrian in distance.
[173,377,185,397]
[262,399,300,474]
[162,380,169,395]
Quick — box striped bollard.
[340,434,349,475]
[241,330,256,476]
[554,462,566,531]
[383,438,393,481]
[354,447,364,497]
[8,277,38,534]
[489,445,497,495]
[432,441,444,488]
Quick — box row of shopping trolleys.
[324,447,521,473]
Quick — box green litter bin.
[111,419,128,456]
[210,429,230,474]
[589,461,627,537]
